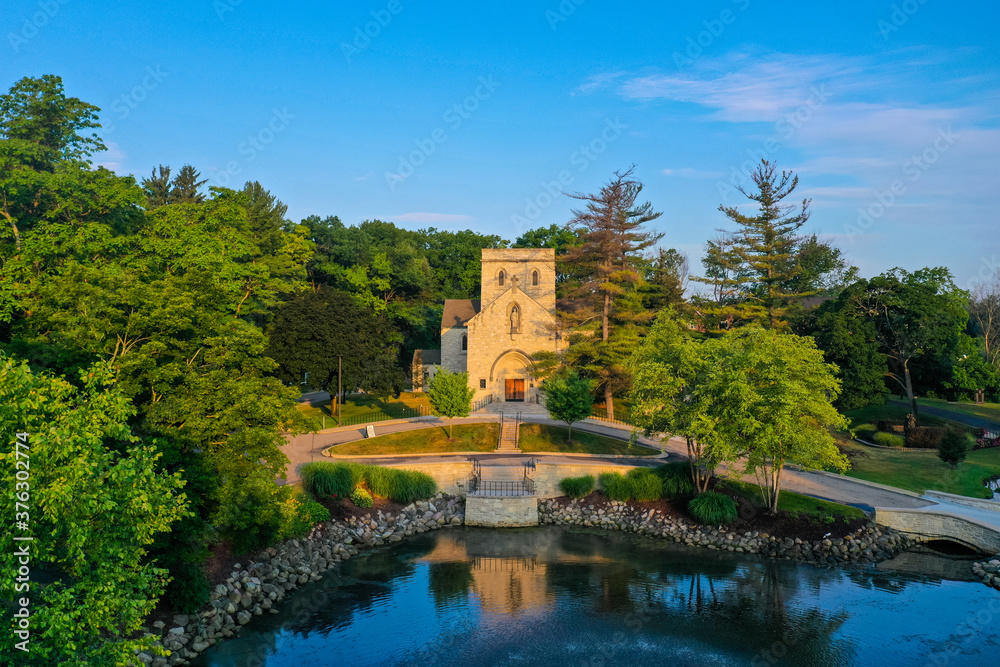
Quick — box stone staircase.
[497,421,520,452]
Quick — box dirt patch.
[318,494,408,522]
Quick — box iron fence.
[337,405,430,427]
[589,409,633,428]
[472,395,495,412]
[468,479,536,497]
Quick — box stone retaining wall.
[539,498,912,565]
[130,494,465,666]
[465,495,538,527]
[874,508,1000,553]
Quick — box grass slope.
[327,424,498,455]
[517,424,660,456]
[838,439,1000,499]
[297,391,433,428]
[915,397,1000,425]
[719,479,866,520]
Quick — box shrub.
[937,427,973,468]
[598,472,632,501]
[386,469,437,504]
[364,464,395,498]
[905,426,947,449]
[872,431,906,448]
[653,462,696,498]
[278,498,331,540]
[688,492,738,525]
[300,462,365,498]
[625,468,662,502]
[351,487,374,508]
[559,475,595,498]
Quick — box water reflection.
[193,527,1000,667]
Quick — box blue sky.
[4,0,998,290]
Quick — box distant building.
[416,248,566,405]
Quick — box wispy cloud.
[394,212,476,224]
[573,71,629,96]
[95,141,126,171]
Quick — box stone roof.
[441,299,481,328]
[411,349,441,366]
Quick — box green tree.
[807,287,889,410]
[427,368,475,438]
[629,309,717,492]
[844,268,968,420]
[641,247,689,313]
[694,161,840,330]
[141,164,172,208]
[937,426,973,469]
[0,357,189,666]
[562,167,664,419]
[696,327,849,513]
[266,288,406,399]
[540,370,594,441]
[169,164,207,203]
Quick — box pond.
[191,527,1000,667]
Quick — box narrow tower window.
[532,270,539,286]
[498,270,505,287]
[461,334,468,351]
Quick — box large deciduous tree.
[629,309,717,492]
[561,167,664,419]
[697,327,849,513]
[0,357,189,666]
[266,288,406,399]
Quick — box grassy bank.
[297,391,433,429]
[719,479,866,520]
[838,439,1000,498]
[517,423,660,456]
[915,397,1000,425]
[327,424,498,455]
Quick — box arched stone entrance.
[489,350,536,404]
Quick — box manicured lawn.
[719,479,866,520]
[327,424,498,455]
[297,391,433,429]
[915,397,1000,425]
[325,423,660,456]
[842,403,950,441]
[517,424,660,456]
[838,438,1000,499]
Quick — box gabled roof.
[411,349,441,366]
[442,299,481,328]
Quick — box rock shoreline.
[972,556,1000,592]
[132,493,964,665]
[131,493,466,666]
[539,497,913,565]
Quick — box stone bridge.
[874,507,1000,554]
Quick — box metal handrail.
[470,479,535,497]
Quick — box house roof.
[411,349,441,366]
[441,299,481,328]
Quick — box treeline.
[1,74,999,663]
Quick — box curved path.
[888,399,1000,432]
[284,414,931,508]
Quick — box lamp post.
[338,355,342,425]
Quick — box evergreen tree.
[937,426,973,468]
[561,166,664,419]
[693,160,813,330]
[142,164,172,208]
[169,164,207,203]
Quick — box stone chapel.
[411,248,566,405]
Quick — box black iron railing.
[470,479,535,497]
[337,405,430,427]
[472,395,494,412]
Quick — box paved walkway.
[888,399,1000,432]
[280,413,1000,533]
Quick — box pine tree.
[169,164,207,204]
[937,426,972,468]
[561,166,664,419]
[693,160,812,330]
[141,164,172,208]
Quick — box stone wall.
[465,495,539,527]
[440,326,468,374]
[480,248,556,312]
[874,508,1000,553]
[382,461,478,495]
